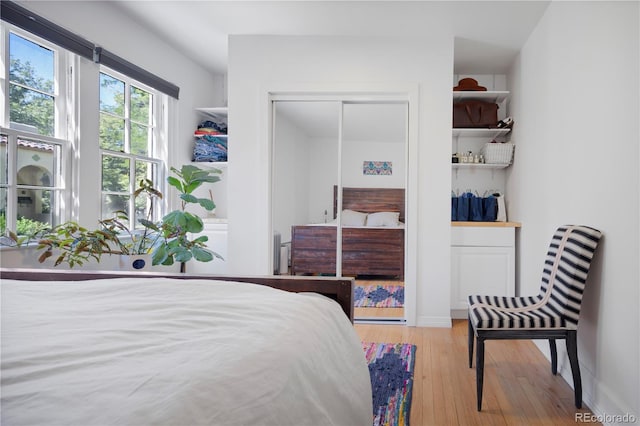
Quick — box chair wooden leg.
[468,317,474,368]
[476,336,485,411]
[566,330,582,409]
[549,339,558,375]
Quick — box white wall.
[507,1,639,419]
[228,35,454,326]
[272,111,313,243]
[342,141,406,189]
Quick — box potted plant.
[144,164,223,272]
[4,164,222,271]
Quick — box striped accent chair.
[467,225,602,411]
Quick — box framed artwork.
[363,161,392,176]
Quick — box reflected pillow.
[341,209,368,226]
[366,211,400,227]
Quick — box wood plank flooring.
[355,320,600,426]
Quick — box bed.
[291,186,405,278]
[0,269,372,426]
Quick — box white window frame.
[0,23,73,233]
[98,66,166,229]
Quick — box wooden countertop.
[452,221,522,228]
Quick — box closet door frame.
[266,87,419,325]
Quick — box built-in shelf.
[452,128,511,138]
[452,163,510,170]
[192,161,228,169]
[196,107,228,120]
[453,91,509,104]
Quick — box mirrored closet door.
[272,100,407,321]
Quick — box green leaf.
[197,198,216,211]
[192,247,214,262]
[183,181,201,194]
[184,213,203,233]
[173,247,192,263]
[198,176,221,184]
[167,176,183,192]
[180,193,198,204]
[192,235,209,244]
[162,211,187,228]
[139,219,160,231]
[151,244,168,266]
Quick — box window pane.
[9,33,55,136]
[0,188,6,234]
[16,189,54,234]
[0,135,7,185]
[9,85,55,136]
[17,139,58,187]
[102,194,129,220]
[134,161,158,226]
[100,113,125,151]
[9,33,54,94]
[134,160,157,186]
[131,123,150,156]
[99,73,125,115]
[131,86,152,124]
[102,155,130,192]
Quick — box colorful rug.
[363,342,417,426]
[355,284,404,308]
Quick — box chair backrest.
[538,225,602,328]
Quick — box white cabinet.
[450,225,517,318]
[187,220,228,274]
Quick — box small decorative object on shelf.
[453,77,487,92]
[481,141,515,165]
[496,116,514,129]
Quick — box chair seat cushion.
[468,295,572,330]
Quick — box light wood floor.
[355,320,600,426]
[355,306,404,318]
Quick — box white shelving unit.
[452,163,509,170]
[452,128,511,139]
[195,107,228,120]
[450,78,518,317]
[193,107,228,168]
[452,90,509,104]
[451,90,512,171]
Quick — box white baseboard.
[533,341,638,425]
[416,315,452,328]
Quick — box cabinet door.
[187,228,228,274]
[451,246,514,311]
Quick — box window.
[1,27,68,235]
[1,19,169,238]
[99,70,163,228]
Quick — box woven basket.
[481,143,514,165]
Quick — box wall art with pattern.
[363,161,392,176]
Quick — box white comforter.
[1,278,372,426]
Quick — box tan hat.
[453,78,487,91]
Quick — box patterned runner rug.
[355,284,404,308]
[363,342,417,426]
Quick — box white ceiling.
[112,0,551,75]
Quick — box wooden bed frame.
[290,186,405,279]
[0,268,355,322]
